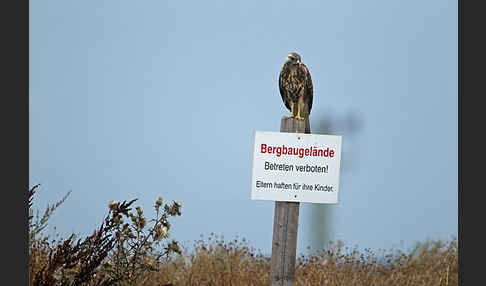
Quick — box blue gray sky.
[30,0,457,255]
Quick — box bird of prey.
[279,52,313,133]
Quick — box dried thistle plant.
[97,197,183,285]
[28,185,183,286]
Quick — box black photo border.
[1,0,479,284]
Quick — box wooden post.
[269,117,307,286]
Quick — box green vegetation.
[29,185,458,285]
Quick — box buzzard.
[279,52,313,133]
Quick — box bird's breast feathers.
[282,64,307,97]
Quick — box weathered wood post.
[269,117,308,286]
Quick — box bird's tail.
[305,117,311,134]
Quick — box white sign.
[251,131,342,204]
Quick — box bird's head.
[286,52,302,65]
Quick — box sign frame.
[250,130,342,204]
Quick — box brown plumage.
[279,52,313,133]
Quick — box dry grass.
[142,235,458,286]
[29,184,458,285]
